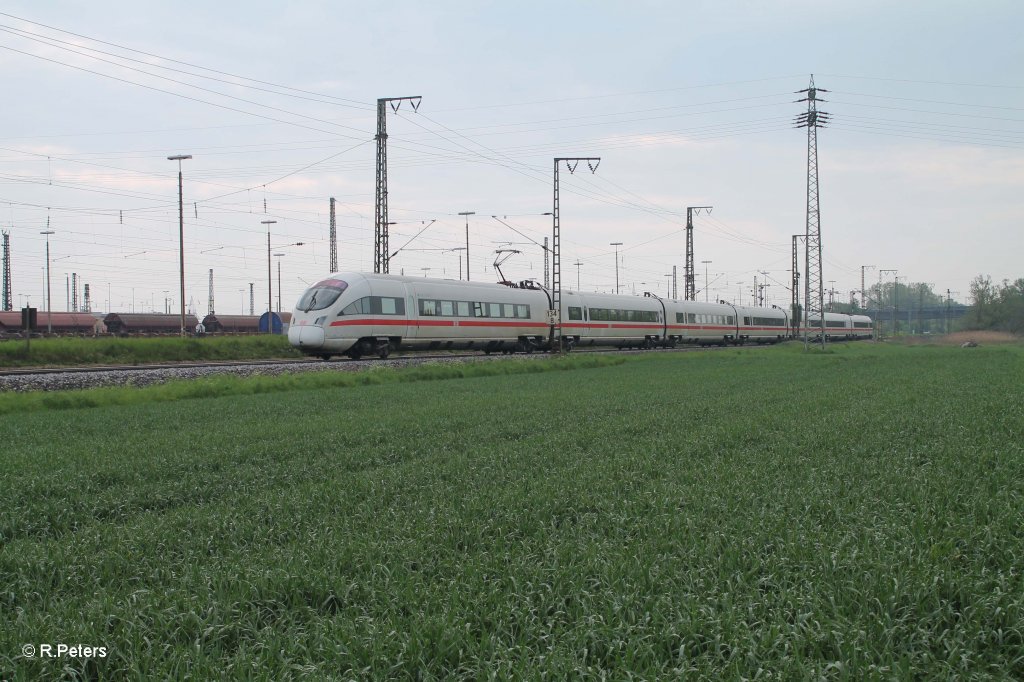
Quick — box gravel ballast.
[0,355,540,393]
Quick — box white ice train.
[288,272,873,360]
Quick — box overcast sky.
[1,1,1021,314]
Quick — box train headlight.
[314,316,327,327]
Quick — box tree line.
[965,275,1024,334]
[786,276,1020,336]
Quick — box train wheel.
[378,345,390,359]
[320,354,332,361]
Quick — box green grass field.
[2,344,1022,679]
[0,334,302,368]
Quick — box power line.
[0,43,369,139]
[0,12,374,107]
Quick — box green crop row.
[0,334,302,368]
[1,343,1022,679]
[0,355,624,415]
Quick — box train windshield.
[297,279,348,312]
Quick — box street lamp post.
[458,211,475,281]
[262,219,277,333]
[39,229,54,333]
[167,154,192,336]
[701,260,712,302]
[610,242,623,295]
[449,247,466,280]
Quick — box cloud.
[830,143,1024,191]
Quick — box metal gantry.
[374,96,422,274]
[684,206,712,300]
[795,75,830,350]
[551,157,600,352]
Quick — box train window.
[568,306,582,321]
[727,316,734,325]
[457,301,470,317]
[502,303,515,318]
[297,279,348,312]
[516,304,530,319]
[440,301,454,316]
[473,302,485,317]
[339,296,402,316]
[419,299,438,316]
[486,303,500,317]
[340,299,363,316]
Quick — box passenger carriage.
[288,272,872,359]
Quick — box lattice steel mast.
[543,237,549,289]
[551,157,600,352]
[684,206,711,300]
[791,234,803,338]
[374,96,421,274]
[329,197,338,273]
[208,268,215,316]
[861,265,875,310]
[1,230,10,311]
[795,75,830,349]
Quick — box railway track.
[0,342,741,385]
[0,352,502,377]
